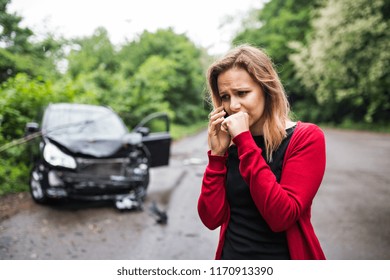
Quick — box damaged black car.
[25,103,171,210]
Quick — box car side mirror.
[25,122,40,136]
[135,126,150,137]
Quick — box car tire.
[29,165,50,204]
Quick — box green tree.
[0,0,32,52]
[67,27,119,77]
[0,73,68,194]
[113,55,173,127]
[0,0,62,82]
[291,0,390,124]
[118,29,207,124]
[64,27,125,108]
[0,0,33,81]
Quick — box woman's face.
[217,67,266,135]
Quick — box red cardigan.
[198,121,326,260]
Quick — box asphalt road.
[311,128,390,259]
[0,127,389,260]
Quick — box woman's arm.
[197,152,230,230]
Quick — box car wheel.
[29,166,49,204]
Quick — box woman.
[197,45,326,260]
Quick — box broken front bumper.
[43,156,149,201]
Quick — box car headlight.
[43,142,77,169]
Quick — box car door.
[133,112,171,167]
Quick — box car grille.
[76,157,130,177]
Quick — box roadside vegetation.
[1,0,389,196]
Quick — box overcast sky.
[9,0,262,55]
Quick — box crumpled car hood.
[48,135,124,158]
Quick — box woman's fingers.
[208,117,224,136]
[220,119,228,133]
[209,109,225,122]
[208,108,226,132]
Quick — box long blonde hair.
[206,44,291,161]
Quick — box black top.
[221,126,296,260]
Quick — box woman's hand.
[208,106,231,156]
[221,111,249,138]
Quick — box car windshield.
[43,105,128,139]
